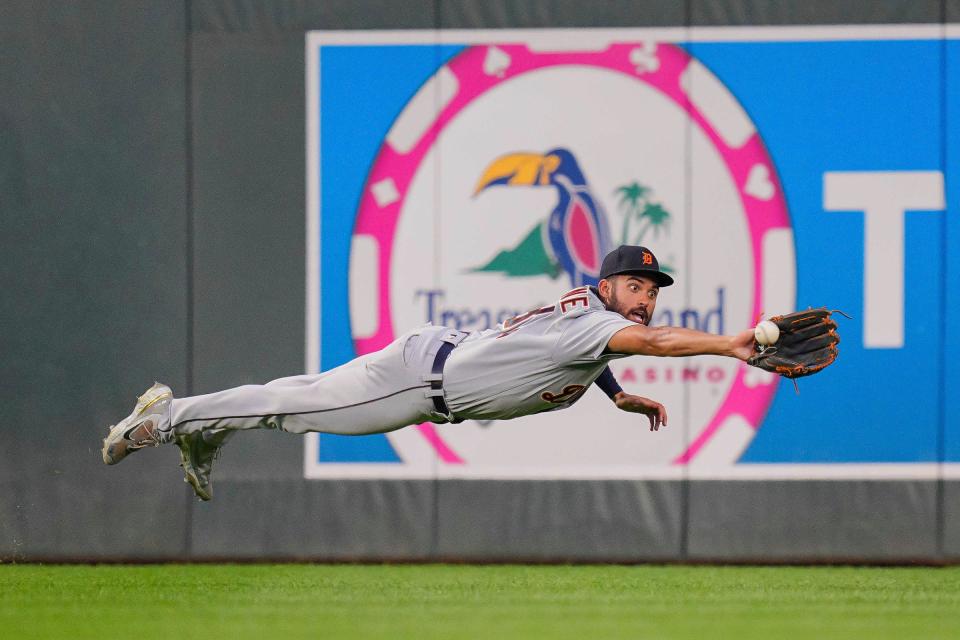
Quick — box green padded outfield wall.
[3,0,959,561]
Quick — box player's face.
[604,275,659,325]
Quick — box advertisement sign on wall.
[305,27,955,479]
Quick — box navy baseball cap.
[599,245,675,287]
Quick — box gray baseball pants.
[167,325,466,437]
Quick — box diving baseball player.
[102,245,838,500]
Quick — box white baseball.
[754,320,780,346]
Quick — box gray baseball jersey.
[167,286,636,437]
[443,286,636,420]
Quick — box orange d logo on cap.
[599,245,675,287]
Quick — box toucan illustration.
[472,148,613,287]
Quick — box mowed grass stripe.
[2,565,959,639]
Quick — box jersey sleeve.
[551,309,636,365]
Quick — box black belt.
[430,341,457,416]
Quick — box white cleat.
[101,382,174,465]
[175,432,221,501]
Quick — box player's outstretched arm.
[606,324,755,360]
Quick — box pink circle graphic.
[352,43,793,466]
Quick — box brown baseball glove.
[747,308,842,378]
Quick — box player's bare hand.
[614,393,667,431]
[729,328,756,361]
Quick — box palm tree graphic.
[615,181,672,245]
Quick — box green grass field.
[2,564,959,639]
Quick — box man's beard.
[609,287,650,325]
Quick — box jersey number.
[541,384,587,404]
